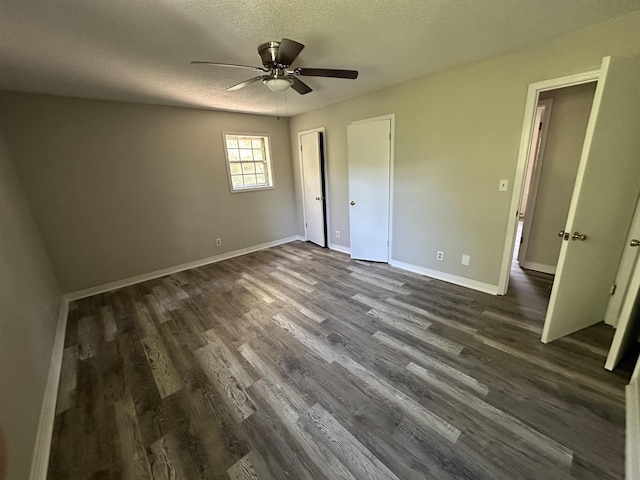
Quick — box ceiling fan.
[191,38,358,95]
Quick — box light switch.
[499,179,509,192]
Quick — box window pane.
[225,134,273,191]
[240,149,253,161]
[231,175,244,187]
[228,149,240,162]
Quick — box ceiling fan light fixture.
[263,77,293,92]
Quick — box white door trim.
[297,127,328,245]
[497,69,600,295]
[350,114,395,261]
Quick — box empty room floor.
[48,242,634,479]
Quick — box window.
[223,133,274,192]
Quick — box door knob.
[350,201,356,206]
[315,196,321,200]
[571,231,587,241]
[630,239,640,247]
[558,230,569,240]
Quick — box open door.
[604,194,640,327]
[542,56,640,343]
[300,130,326,247]
[605,246,640,370]
[604,194,640,370]
[347,117,391,262]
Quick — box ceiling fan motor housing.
[258,41,282,68]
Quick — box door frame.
[517,98,553,269]
[350,114,395,260]
[298,127,328,246]
[497,69,601,295]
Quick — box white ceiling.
[2,0,640,117]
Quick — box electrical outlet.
[436,251,444,261]
[462,254,470,266]
[216,238,222,246]
[336,230,340,238]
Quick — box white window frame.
[222,132,275,193]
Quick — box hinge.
[389,133,391,141]
[610,284,617,295]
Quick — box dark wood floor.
[48,241,635,479]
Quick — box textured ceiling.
[1,0,640,116]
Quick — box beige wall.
[289,11,640,287]
[0,133,61,480]
[0,93,298,292]
[524,82,597,269]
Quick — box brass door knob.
[630,239,640,247]
[571,231,587,241]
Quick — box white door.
[300,131,326,247]
[347,118,391,262]
[605,243,640,370]
[604,194,640,327]
[542,56,640,343]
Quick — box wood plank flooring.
[48,241,636,479]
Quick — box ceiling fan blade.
[296,68,358,79]
[291,76,312,95]
[191,61,267,72]
[226,76,266,91]
[276,38,305,66]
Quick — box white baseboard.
[29,299,69,480]
[65,236,300,301]
[520,261,556,275]
[389,259,500,295]
[328,243,350,254]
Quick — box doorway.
[507,82,596,317]
[516,98,553,272]
[298,128,328,248]
[514,82,597,278]
[498,65,600,295]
